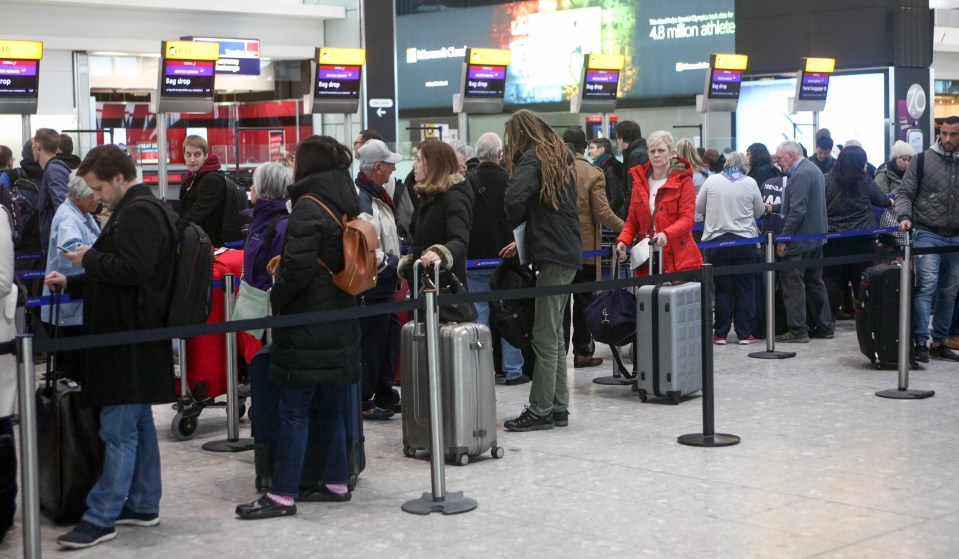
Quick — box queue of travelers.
[0,112,957,549]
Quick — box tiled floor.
[2,318,959,558]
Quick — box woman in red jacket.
[615,130,702,274]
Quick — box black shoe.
[299,485,352,503]
[57,521,117,549]
[775,331,810,343]
[552,410,569,427]
[504,406,553,432]
[115,506,159,527]
[930,344,959,362]
[915,342,930,363]
[810,329,834,339]
[362,406,394,421]
[504,375,531,386]
[235,495,296,520]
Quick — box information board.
[160,60,215,97]
[582,68,619,100]
[464,64,506,98]
[312,48,365,114]
[707,68,742,99]
[0,40,42,114]
[798,71,829,101]
[157,40,219,113]
[186,37,260,76]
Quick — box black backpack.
[4,170,39,250]
[136,198,214,326]
[217,172,250,244]
[489,256,536,349]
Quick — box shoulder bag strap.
[466,170,507,224]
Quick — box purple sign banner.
[586,70,618,83]
[319,66,361,80]
[468,65,506,80]
[166,61,214,77]
[0,60,37,76]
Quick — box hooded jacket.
[617,157,703,274]
[178,154,226,246]
[269,168,362,387]
[895,141,959,233]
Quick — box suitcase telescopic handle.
[411,259,442,325]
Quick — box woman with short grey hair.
[252,161,293,202]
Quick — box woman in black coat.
[746,143,781,188]
[236,136,361,520]
[398,140,474,282]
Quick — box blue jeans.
[466,269,524,380]
[272,384,349,497]
[913,229,959,343]
[84,404,161,528]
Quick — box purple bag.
[585,288,636,346]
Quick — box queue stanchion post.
[16,334,42,558]
[593,251,636,386]
[679,263,740,447]
[403,261,477,515]
[749,231,796,359]
[203,273,255,452]
[877,228,934,399]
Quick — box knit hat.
[890,140,913,160]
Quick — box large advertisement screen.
[160,59,215,97]
[735,72,886,165]
[0,59,39,99]
[396,0,734,111]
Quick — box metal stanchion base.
[677,433,741,447]
[876,388,935,400]
[748,349,796,359]
[594,343,637,385]
[402,491,477,515]
[202,438,255,452]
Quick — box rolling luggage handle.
[43,288,62,395]
[402,259,477,516]
[593,249,637,386]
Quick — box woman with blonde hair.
[616,130,702,275]
[676,138,710,225]
[501,109,581,432]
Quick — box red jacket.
[617,158,703,275]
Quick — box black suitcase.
[855,263,913,368]
[249,347,365,492]
[35,291,104,524]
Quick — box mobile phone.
[56,245,69,253]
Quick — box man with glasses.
[355,139,404,420]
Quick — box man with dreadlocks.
[501,109,582,432]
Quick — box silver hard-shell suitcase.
[400,265,504,465]
[635,281,702,404]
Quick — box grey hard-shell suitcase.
[400,266,504,465]
[635,281,702,404]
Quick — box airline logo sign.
[164,41,220,62]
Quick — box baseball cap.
[358,139,402,165]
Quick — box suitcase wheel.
[491,446,505,459]
[454,453,469,467]
[238,400,247,420]
[668,393,681,405]
[638,389,648,403]
[171,412,198,441]
[403,445,416,458]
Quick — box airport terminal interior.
[5,327,959,558]
[5,0,959,557]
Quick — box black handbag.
[419,269,478,323]
[489,256,535,349]
[584,262,636,345]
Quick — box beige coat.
[573,152,624,273]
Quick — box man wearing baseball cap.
[355,139,404,420]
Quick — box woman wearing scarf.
[695,152,765,345]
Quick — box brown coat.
[574,152,624,273]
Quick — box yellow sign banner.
[468,48,511,66]
[163,41,220,61]
[805,57,836,73]
[317,48,366,66]
[587,54,625,70]
[712,53,748,71]
[0,40,43,60]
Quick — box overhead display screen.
[0,59,39,98]
[315,65,362,99]
[582,69,619,100]
[707,68,742,99]
[160,60,215,97]
[464,64,506,98]
[396,0,734,110]
[798,71,830,101]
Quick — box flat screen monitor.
[0,59,39,98]
[582,68,619,100]
[160,59,215,97]
[315,64,362,100]
[707,68,742,100]
[464,64,506,98]
[798,71,830,101]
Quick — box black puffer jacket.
[505,151,581,270]
[269,169,362,387]
[406,175,474,282]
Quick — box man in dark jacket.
[808,134,836,175]
[34,127,71,254]
[179,135,226,246]
[46,145,176,549]
[896,115,959,362]
[588,137,626,218]
[56,134,82,170]
[615,120,648,217]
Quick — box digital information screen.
[582,69,619,99]
[798,71,829,101]
[707,68,741,99]
[315,65,362,99]
[464,64,506,98]
[0,59,39,98]
[187,38,260,76]
[161,60,215,97]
